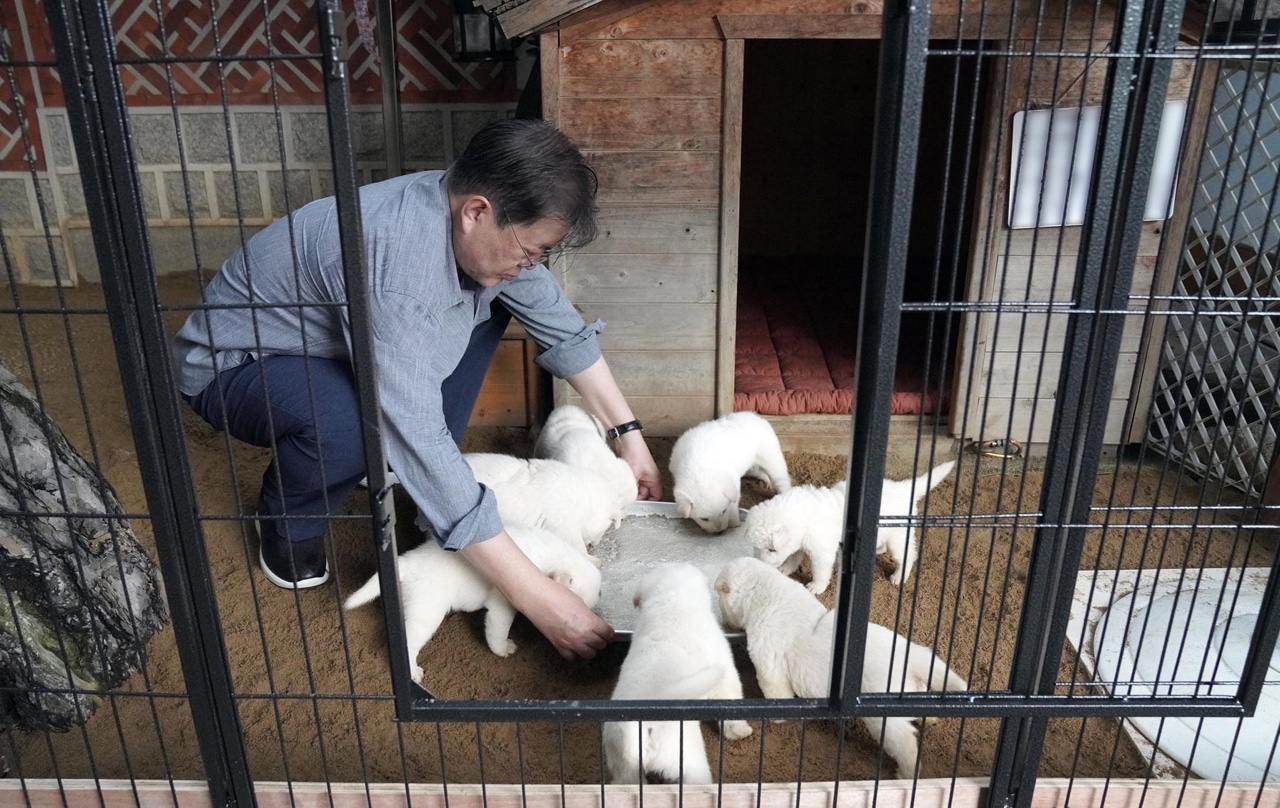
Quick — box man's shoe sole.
[258,544,330,589]
[254,516,330,589]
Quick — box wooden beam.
[766,414,960,458]
[497,0,608,38]
[1126,60,1219,444]
[540,29,560,128]
[560,40,724,98]
[951,48,1019,441]
[566,393,714,436]
[712,13,1096,40]
[565,254,720,304]
[558,0,662,46]
[585,302,718,350]
[559,97,722,151]
[599,349,717,397]
[587,151,722,206]
[716,38,744,418]
[1181,0,1209,42]
[541,29,564,285]
[577,8,1110,40]
[715,14,883,39]
[574,207,720,256]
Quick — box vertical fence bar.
[986,0,1191,803]
[42,0,254,804]
[378,0,404,179]
[315,0,408,714]
[830,0,934,709]
[1238,540,1280,708]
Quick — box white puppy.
[715,557,967,776]
[344,525,601,682]
[533,404,638,525]
[422,453,621,558]
[745,480,848,595]
[745,460,955,590]
[875,460,955,586]
[670,412,791,534]
[603,563,753,784]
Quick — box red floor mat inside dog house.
[733,262,950,417]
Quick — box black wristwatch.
[605,419,644,442]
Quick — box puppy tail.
[343,574,382,611]
[939,666,969,693]
[652,664,726,700]
[909,649,968,693]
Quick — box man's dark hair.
[447,119,598,250]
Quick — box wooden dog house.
[494,0,1203,452]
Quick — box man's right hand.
[516,573,614,660]
[460,530,614,660]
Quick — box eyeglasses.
[508,224,538,268]
[508,224,565,268]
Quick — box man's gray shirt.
[172,170,604,550]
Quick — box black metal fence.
[2,0,1280,805]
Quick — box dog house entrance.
[734,39,988,420]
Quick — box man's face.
[453,195,568,287]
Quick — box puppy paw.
[589,555,604,569]
[411,664,424,682]
[806,580,829,596]
[491,639,518,657]
[723,720,753,740]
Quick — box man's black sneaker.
[255,513,329,589]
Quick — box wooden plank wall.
[952,50,1197,446]
[548,8,735,435]
[548,0,989,436]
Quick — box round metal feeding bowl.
[591,501,752,641]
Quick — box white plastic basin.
[591,501,752,639]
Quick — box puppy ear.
[632,591,643,609]
[551,569,570,587]
[715,578,730,595]
[676,499,692,518]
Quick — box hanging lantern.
[452,0,517,62]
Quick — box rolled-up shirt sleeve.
[365,293,504,551]
[498,265,605,378]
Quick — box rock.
[0,364,167,731]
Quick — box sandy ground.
[2,277,1271,786]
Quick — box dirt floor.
[2,277,1273,786]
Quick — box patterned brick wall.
[0,0,520,172]
[0,0,526,284]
